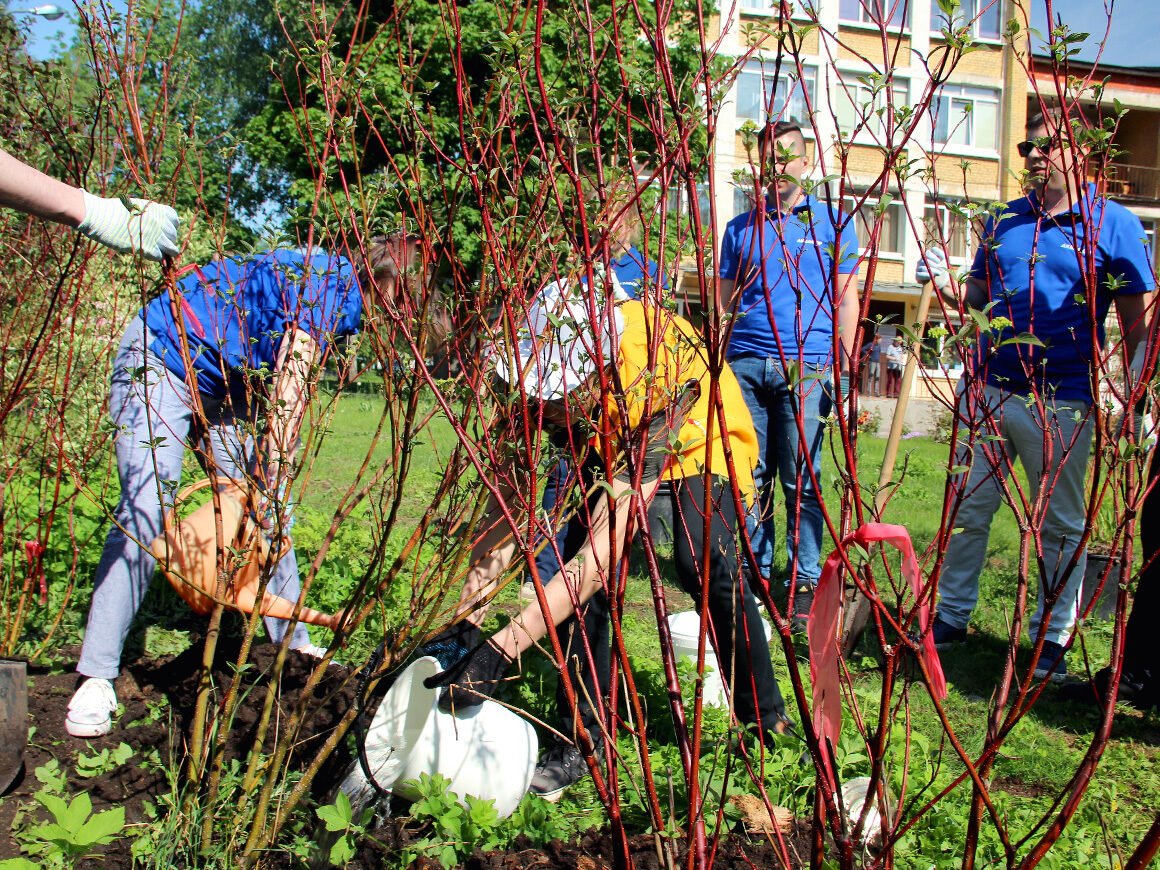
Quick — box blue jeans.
[728,355,832,587]
[77,317,311,679]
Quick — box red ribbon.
[808,523,947,757]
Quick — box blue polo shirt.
[609,246,668,299]
[143,248,363,400]
[719,194,859,363]
[971,186,1154,402]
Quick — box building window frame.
[923,198,979,266]
[930,0,1003,42]
[930,83,1000,153]
[834,74,911,144]
[734,60,817,128]
[842,191,906,258]
[838,0,909,31]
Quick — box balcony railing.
[1107,163,1160,204]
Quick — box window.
[740,0,815,15]
[839,0,907,29]
[733,183,757,218]
[843,193,905,255]
[835,76,910,141]
[735,62,816,126]
[664,181,714,228]
[930,0,1001,40]
[924,200,976,262]
[931,84,999,150]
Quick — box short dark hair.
[1026,104,1090,133]
[759,120,805,151]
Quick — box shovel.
[0,659,28,794]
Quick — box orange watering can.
[149,478,339,630]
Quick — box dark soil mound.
[0,639,356,867]
[3,641,812,868]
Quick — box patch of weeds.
[144,625,194,658]
[389,772,580,869]
[314,791,376,866]
[75,742,134,778]
[3,760,128,869]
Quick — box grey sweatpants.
[77,316,311,680]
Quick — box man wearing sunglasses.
[917,108,1154,683]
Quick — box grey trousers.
[937,384,1092,645]
[77,317,311,680]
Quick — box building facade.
[677,0,1031,397]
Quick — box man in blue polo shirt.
[66,244,372,738]
[919,108,1154,681]
[718,120,860,631]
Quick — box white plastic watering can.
[341,655,537,819]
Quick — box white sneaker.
[65,678,117,738]
[295,643,328,659]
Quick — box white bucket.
[351,655,538,818]
[667,610,772,708]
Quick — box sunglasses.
[1017,138,1056,158]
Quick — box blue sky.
[1029,0,1160,69]
[14,0,1160,67]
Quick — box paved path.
[857,395,949,439]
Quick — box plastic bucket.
[667,611,771,708]
[353,656,537,818]
[840,776,893,855]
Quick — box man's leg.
[935,385,1016,634]
[775,363,832,589]
[670,475,785,732]
[728,356,775,582]
[1005,396,1093,647]
[532,456,572,585]
[78,320,194,681]
[1122,451,1160,693]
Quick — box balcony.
[1107,163,1160,204]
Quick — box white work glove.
[77,191,180,262]
[915,246,952,294]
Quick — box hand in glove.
[77,191,180,262]
[423,638,514,712]
[915,247,953,297]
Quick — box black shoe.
[930,617,967,650]
[529,744,596,803]
[791,585,815,633]
[1032,640,1068,683]
[1058,667,1158,711]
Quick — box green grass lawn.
[288,389,1158,864]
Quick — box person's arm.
[836,272,860,372]
[1117,291,1153,371]
[427,472,662,711]
[257,327,321,524]
[493,474,662,659]
[0,148,85,225]
[0,147,179,261]
[916,245,989,309]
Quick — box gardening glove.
[915,246,952,295]
[417,621,483,670]
[423,638,514,712]
[76,190,180,261]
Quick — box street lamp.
[8,5,65,20]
